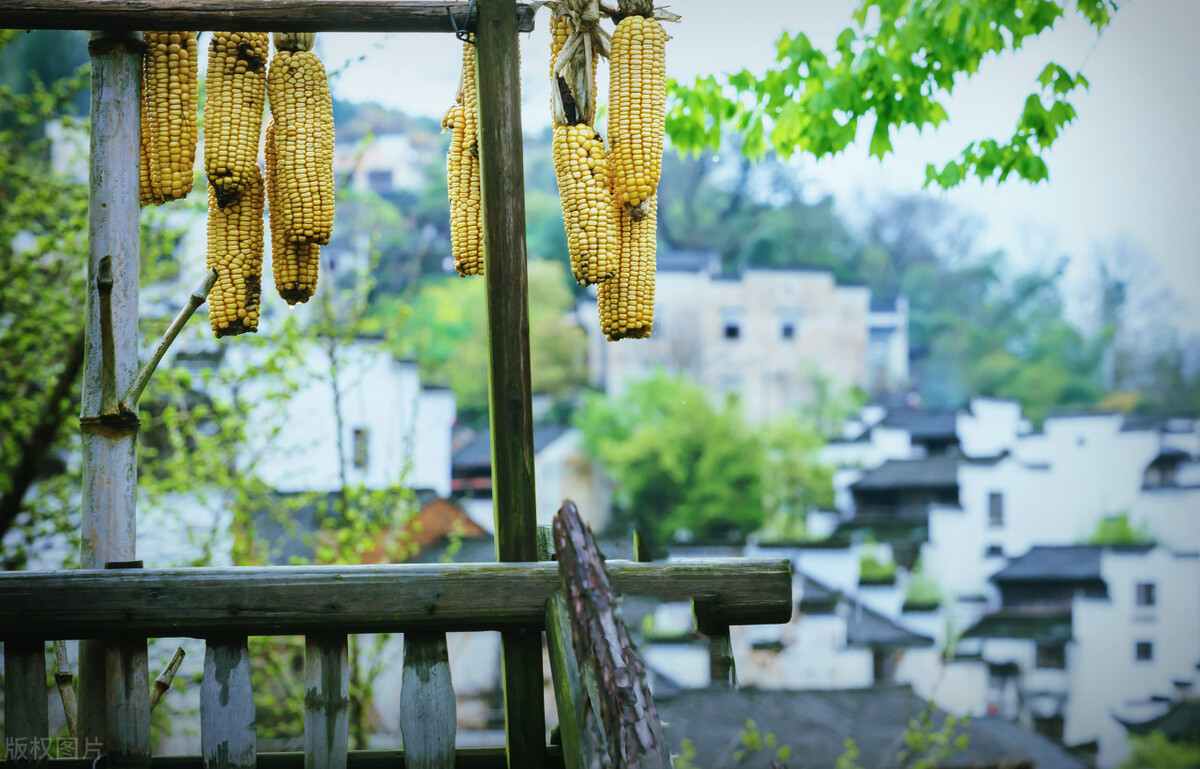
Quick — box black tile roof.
[880,410,958,440]
[1118,699,1200,742]
[452,423,573,472]
[656,685,1088,769]
[851,456,960,491]
[963,610,1073,643]
[992,545,1154,582]
[798,573,932,648]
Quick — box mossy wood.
[0,559,792,639]
[0,752,566,769]
[475,0,543,765]
[0,1,537,32]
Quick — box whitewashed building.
[958,545,1200,768]
[579,254,905,422]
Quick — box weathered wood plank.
[475,0,544,756]
[553,502,667,769]
[4,640,49,769]
[202,639,256,769]
[0,748,566,769]
[544,594,594,769]
[0,559,793,640]
[305,636,349,769]
[105,640,152,769]
[0,1,536,33]
[78,28,142,748]
[399,633,456,769]
[693,602,737,689]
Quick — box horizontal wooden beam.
[0,1,536,33]
[0,559,792,640]
[0,748,565,769]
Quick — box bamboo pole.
[78,29,144,754]
[475,0,545,766]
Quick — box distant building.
[334,133,427,196]
[451,424,611,533]
[580,254,908,422]
[959,545,1200,768]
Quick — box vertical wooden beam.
[78,29,142,747]
[544,595,593,769]
[201,639,257,769]
[305,636,350,769]
[399,633,457,769]
[475,0,545,766]
[4,640,49,769]
[694,602,737,689]
[105,640,151,769]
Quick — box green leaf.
[869,120,892,158]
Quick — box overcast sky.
[318,0,1200,334]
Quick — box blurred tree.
[1117,732,1200,769]
[668,0,1115,188]
[576,372,834,555]
[385,259,586,425]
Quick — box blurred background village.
[2,3,1199,768]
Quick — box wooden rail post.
[78,29,143,753]
[202,639,256,769]
[399,634,457,769]
[305,636,350,769]
[4,640,49,769]
[475,0,545,766]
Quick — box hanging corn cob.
[204,31,269,207]
[598,195,657,340]
[140,31,199,205]
[266,32,336,246]
[444,40,483,276]
[608,0,676,219]
[550,0,616,286]
[206,164,264,337]
[266,120,320,304]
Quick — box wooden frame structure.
[0,4,794,769]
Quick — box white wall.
[957,398,1024,458]
[1068,549,1200,768]
[236,342,454,497]
[1131,486,1200,551]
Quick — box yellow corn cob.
[139,104,162,207]
[206,166,264,337]
[266,34,336,245]
[608,14,667,212]
[448,40,483,277]
[265,120,320,304]
[140,31,198,204]
[204,31,269,207]
[598,195,656,340]
[553,124,616,285]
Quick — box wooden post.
[78,28,142,751]
[399,633,457,769]
[202,639,257,769]
[4,640,49,769]
[694,601,737,689]
[544,594,594,769]
[106,640,152,769]
[475,0,545,765]
[305,636,350,769]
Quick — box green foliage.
[859,546,897,583]
[1118,731,1200,769]
[576,372,834,555]
[386,259,585,425]
[0,32,90,566]
[576,372,765,554]
[905,561,943,608]
[667,1,1115,188]
[1083,512,1155,546]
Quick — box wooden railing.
[0,558,792,769]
